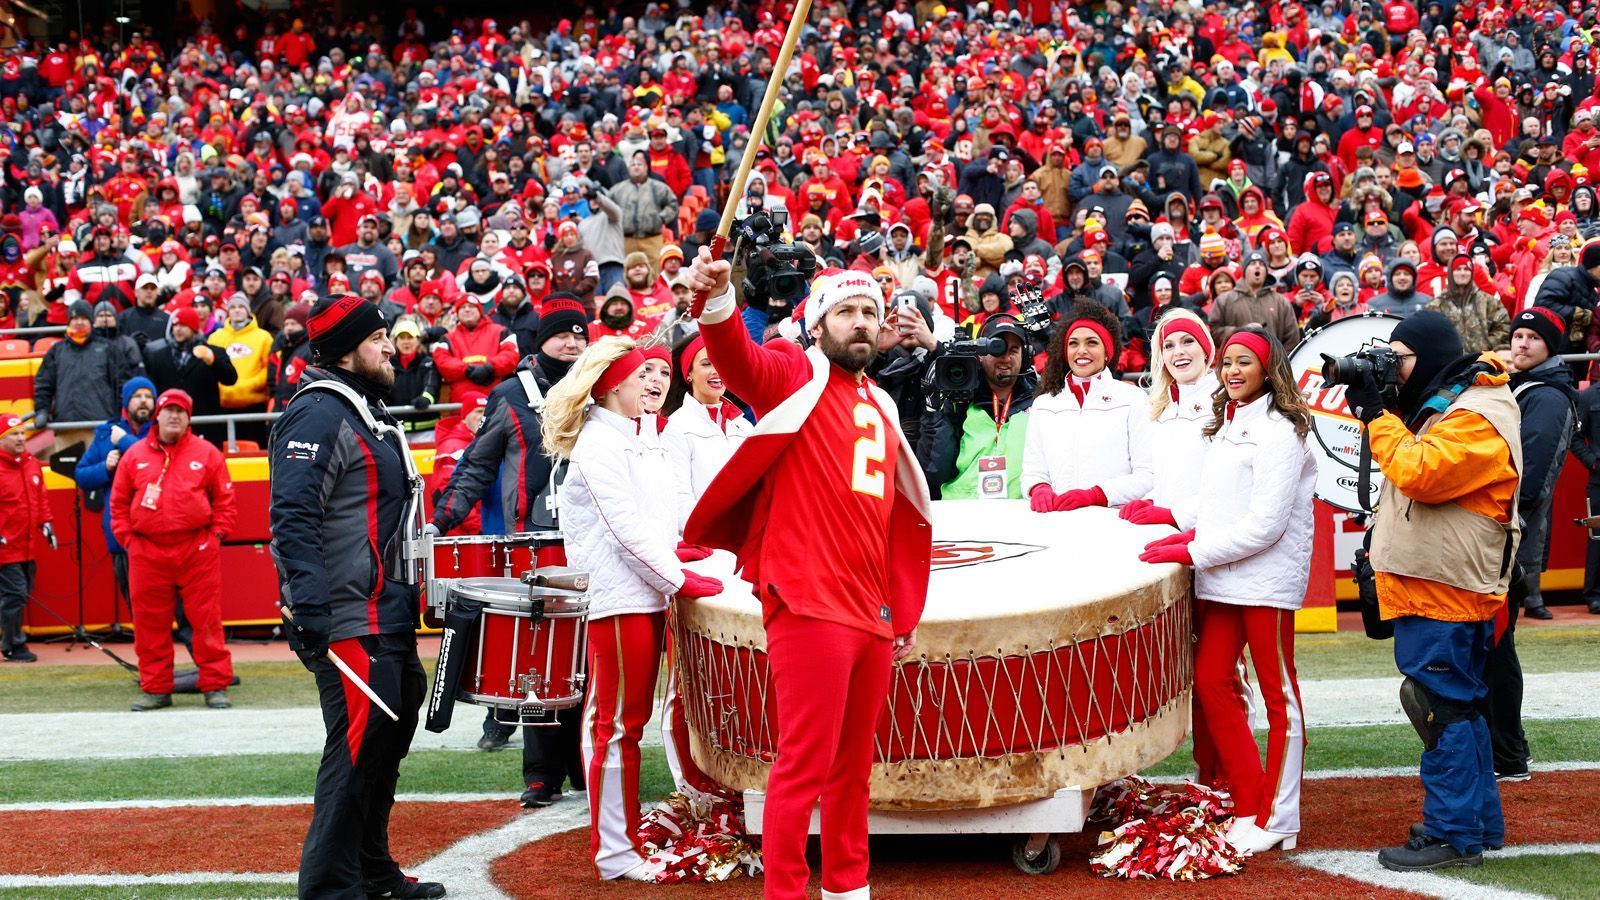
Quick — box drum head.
[448,577,588,615]
[1289,312,1402,513]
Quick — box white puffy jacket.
[559,406,684,621]
[1148,373,1218,530]
[661,397,753,531]
[1022,368,1154,505]
[1188,394,1319,610]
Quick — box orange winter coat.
[1367,358,1519,623]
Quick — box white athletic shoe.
[822,887,870,900]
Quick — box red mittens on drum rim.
[675,541,713,562]
[1054,486,1107,511]
[1030,484,1107,512]
[1139,529,1196,565]
[1122,500,1178,526]
[1029,484,1058,512]
[678,570,724,598]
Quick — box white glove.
[41,523,56,550]
[703,124,716,140]
[423,523,440,538]
[110,424,127,444]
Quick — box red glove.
[1143,529,1196,552]
[1029,484,1059,512]
[1139,541,1194,565]
[1126,503,1178,527]
[1119,498,1154,521]
[1052,486,1108,511]
[675,541,713,562]
[678,570,724,599]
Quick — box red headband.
[1158,317,1214,361]
[590,348,647,400]
[640,344,671,367]
[676,335,707,376]
[1222,331,1272,366]
[1065,318,1113,350]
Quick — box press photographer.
[731,206,816,342]
[916,315,1035,500]
[1332,311,1521,871]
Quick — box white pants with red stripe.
[581,612,664,879]
[1193,602,1305,835]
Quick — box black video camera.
[931,336,1007,397]
[736,209,817,319]
[1321,345,1401,404]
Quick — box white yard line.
[0,791,518,813]
[1296,672,1600,728]
[0,871,296,889]
[1292,842,1600,900]
[410,800,590,899]
[1152,759,1599,784]
[0,704,664,760]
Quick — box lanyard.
[992,389,1014,445]
[152,443,174,488]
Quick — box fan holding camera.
[916,315,1036,500]
[1325,311,1521,871]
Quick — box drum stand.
[740,786,1091,875]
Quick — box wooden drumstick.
[520,570,590,592]
[689,0,815,318]
[278,605,400,722]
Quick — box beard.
[816,321,876,373]
[351,350,396,390]
[129,406,152,426]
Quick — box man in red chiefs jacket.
[0,414,54,663]
[110,389,237,711]
[431,296,520,394]
[682,250,932,900]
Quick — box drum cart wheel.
[1011,833,1060,875]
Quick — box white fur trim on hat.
[804,270,885,332]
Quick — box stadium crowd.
[5,1,1600,600]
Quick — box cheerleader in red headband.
[1139,325,1319,856]
[540,337,724,881]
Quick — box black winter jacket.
[433,355,564,533]
[34,335,131,424]
[269,367,420,644]
[141,336,238,419]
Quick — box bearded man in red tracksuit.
[682,250,933,900]
[110,388,237,711]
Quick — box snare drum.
[451,576,589,718]
[425,531,563,617]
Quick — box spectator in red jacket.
[110,389,237,711]
[1286,172,1338,255]
[645,126,692,198]
[0,414,54,663]
[432,296,519,395]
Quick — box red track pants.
[1190,597,1253,790]
[762,609,891,900]
[1194,603,1306,835]
[129,532,232,694]
[581,612,663,879]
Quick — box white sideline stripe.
[410,800,590,900]
[1150,759,1600,783]
[0,792,518,813]
[0,872,295,889]
[1292,843,1600,899]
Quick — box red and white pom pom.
[635,791,763,884]
[1088,776,1245,881]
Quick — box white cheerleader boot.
[822,887,870,900]
[1230,821,1298,856]
[1224,816,1257,844]
[616,861,656,882]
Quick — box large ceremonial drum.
[672,501,1193,811]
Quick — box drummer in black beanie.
[270,295,442,899]
[430,292,593,807]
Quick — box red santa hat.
[803,269,884,331]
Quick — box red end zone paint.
[0,801,518,875]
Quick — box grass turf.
[7,624,1599,714]
[0,884,296,899]
[1445,851,1600,898]
[2,718,1595,804]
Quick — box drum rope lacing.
[670,601,1193,765]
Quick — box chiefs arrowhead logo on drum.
[931,540,1046,571]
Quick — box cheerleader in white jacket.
[540,337,724,881]
[1023,300,1153,512]
[661,334,752,530]
[1139,326,1318,857]
[1121,307,1219,530]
